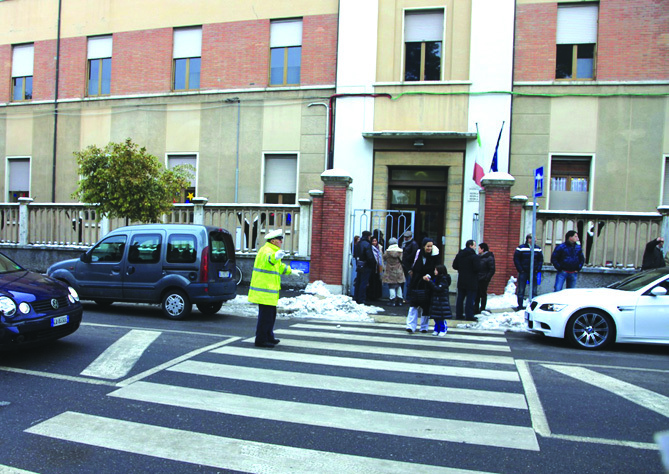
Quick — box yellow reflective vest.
[248,241,292,306]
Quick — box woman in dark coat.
[424,264,452,336]
[475,242,496,314]
[405,238,439,333]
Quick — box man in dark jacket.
[641,237,665,270]
[514,234,544,310]
[452,240,480,320]
[354,231,376,305]
[475,242,495,314]
[551,230,585,291]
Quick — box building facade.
[0,0,338,205]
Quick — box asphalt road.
[0,301,667,473]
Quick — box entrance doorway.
[388,167,447,259]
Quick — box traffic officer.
[248,229,295,348]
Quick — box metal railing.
[0,199,312,257]
[524,209,665,269]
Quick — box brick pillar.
[309,171,352,293]
[481,173,516,295]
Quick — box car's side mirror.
[80,252,91,264]
[650,286,668,297]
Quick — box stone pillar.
[18,197,33,246]
[191,197,208,225]
[658,205,669,256]
[298,198,312,257]
[308,170,352,294]
[481,172,515,295]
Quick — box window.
[128,234,162,264]
[166,234,197,264]
[264,154,297,204]
[556,4,598,79]
[209,230,229,263]
[7,158,30,202]
[87,36,112,96]
[549,157,591,210]
[90,235,126,263]
[173,27,201,90]
[270,19,302,86]
[12,44,33,101]
[404,10,443,82]
[167,154,196,203]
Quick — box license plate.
[218,270,231,278]
[51,316,69,327]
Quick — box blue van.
[47,224,237,319]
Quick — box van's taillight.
[200,246,209,282]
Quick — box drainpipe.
[326,93,392,170]
[307,102,329,171]
[51,0,63,202]
[226,97,241,202]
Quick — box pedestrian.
[513,234,544,310]
[551,230,585,291]
[401,230,419,303]
[366,236,383,301]
[382,237,405,306]
[641,237,665,270]
[248,229,299,348]
[475,242,495,314]
[353,231,375,305]
[423,264,452,336]
[452,239,480,321]
[406,238,439,333]
[350,235,360,299]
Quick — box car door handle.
[127,266,135,275]
[111,266,121,275]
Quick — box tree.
[72,139,194,223]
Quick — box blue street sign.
[534,166,544,198]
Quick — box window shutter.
[264,155,297,193]
[12,44,34,77]
[168,155,197,186]
[557,4,599,44]
[270,19,302,48]
[173,27,202,59]
[405,10,444,43]
[9,159,30,191]
[88,36,113,59]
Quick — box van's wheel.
[162,290,191,320]
[196,302,223,315]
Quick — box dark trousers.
[255,304,277,344]
[354,267,372,304]
[475,280,490,314]
[456,288,477,320]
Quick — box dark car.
[47,224,237,320]
[0,252,83,348]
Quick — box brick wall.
[33,40,56,101]
[301,14,338,86]
[514,3,557,82]
[482,182,521,295]
[514,0,669,81]
[597,0,669,80]
[202,20,270,90]
[114,28,173,96]
[309,176,350,286]
[0,44,10,102]
[57,37,87,99]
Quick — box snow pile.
[223,277,529,332]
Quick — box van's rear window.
[210,232,229,262]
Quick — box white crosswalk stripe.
[25,322,538,472]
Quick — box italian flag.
[473,123,484,186]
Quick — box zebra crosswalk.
[24,320,537,473]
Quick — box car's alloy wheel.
[161,290,191,320]
[566,309,615,350]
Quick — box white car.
[525,268,669,350]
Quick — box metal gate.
[346,208,415,296]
